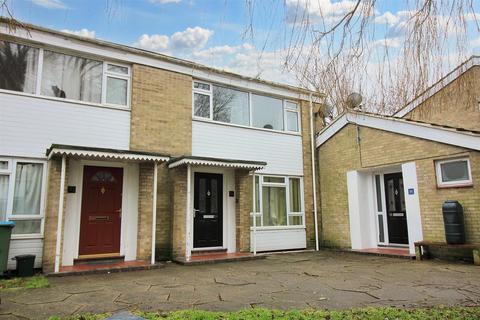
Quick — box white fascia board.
[316,112,480,151]
[48,148,169,162]
[0,26,318,101]
[315,114,349,147]
[394,56,480,117]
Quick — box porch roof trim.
[168,156,267,170]
[46,144,170,162]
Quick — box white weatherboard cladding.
[192,121,304,176]
[250,229,306,252]
[0,93,130,158]
[8,239,43,269]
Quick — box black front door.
[194,173,223,248]
[384,173,409,244]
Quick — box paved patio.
[1,251,479,319]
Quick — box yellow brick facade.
[318,124,480,248]
[403,66,480,132]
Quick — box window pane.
[441,160,469,182]
[375,175,382,211]
[0,161,8,170]
[285,101,298,110]
[194,92,210,118]
[250,215,261,227]
[288,215,303,226]
[12,163,43,216]
[286,111,299,132]
[212,85,249,125]
[41,51,103,103]
[289,178,301,212]
[262,186,287,226]
[107,64,128,74]
[0,175,8,221]
[0,41,38,94]
[11,219,41,234]
[106,77,127,106]
[252,94,284,130]
[194,82,210,91]
[264,176,285,183]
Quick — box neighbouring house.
[316,57,480,256]
[0,20,322,273]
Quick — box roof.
[316,110,480,151]
[0,18,323,101]
[394,56,480,117]
[46,144,170,162]
[168,155,267,170]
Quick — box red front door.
[79,166,123,256]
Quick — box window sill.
[0,89,131,112]
[250,226,306,231]
[193,118,302,136]
[436,182,474,189]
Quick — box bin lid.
[0,221,15,228]
[12,254,36,260]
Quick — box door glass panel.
[386,179,395,212]
[399,178,406,211]
[211,179,218,214]
[378,215,385,243]
[198,178,206,213]
[375,175,382,211]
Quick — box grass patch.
[134,306,480,320]
[0,275,49,290]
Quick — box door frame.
[189,166,236,253]
[63,160,138,265]
[372,169,409,248]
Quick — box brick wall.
[130,64,193,260]
[42,157,68,274]
[300,101,321,249]
[235,170,252,252]
[137,163,154,261]
[318,124,480,248]
[171,166,188,258]
[403,66,480,132]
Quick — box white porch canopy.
[46,144,169,273]
[167,155,267,170]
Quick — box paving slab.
[0,251,479,319]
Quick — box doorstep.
[48,260,164,277]
[350,247,415,259]
[173,252,266,265]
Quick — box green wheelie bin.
[0,221,15,275]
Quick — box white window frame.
[0,39,132,109]
[102,62,131,108]
[192,81,213,120]
[284,100,300,133]
[192,80,301,134]
[435,157,473,188]
[251,174,305,230]
[1,158,47,239]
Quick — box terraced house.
[0,21,321,274]
[1,20,479,274]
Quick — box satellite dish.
[346,92,363,110]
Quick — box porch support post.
[54,155,66,273]
[151,162,158,265]
[252,172,257,255]
[185,164,192,260]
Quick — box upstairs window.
[0,40,131,107]
[41,51,103,103]
[0,41,39,94]
[192,80,301,133]
[435,157,472,187]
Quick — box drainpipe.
[252,172,257,255]
[151,162,158,265]
[54,155,66,273]
[309,94,319,251]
